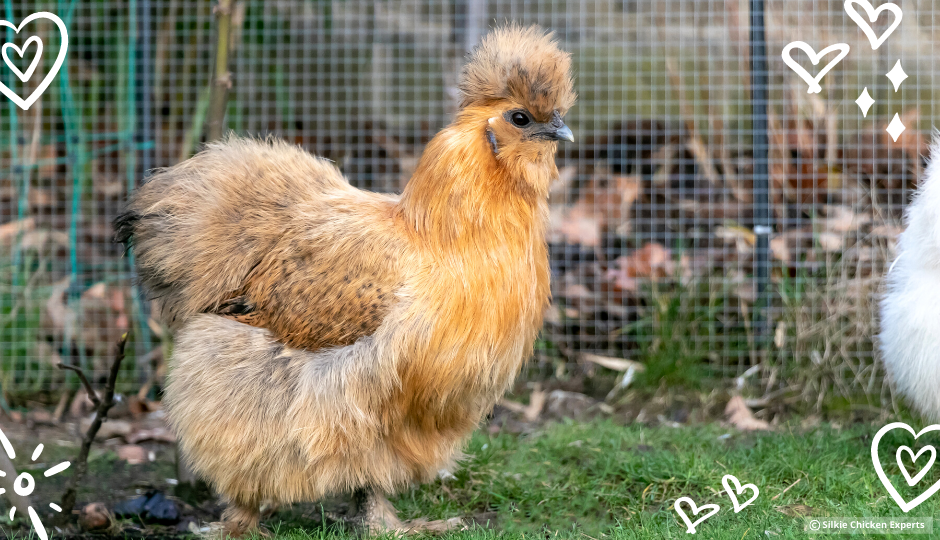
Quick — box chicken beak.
[554,124,575,142]
[542,111,574,142]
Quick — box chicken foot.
[347,487,465,535]
[210,502,267,538]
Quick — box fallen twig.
[56,333,129,524]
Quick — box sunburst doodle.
[0,426,70,540]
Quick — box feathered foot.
[350,487,404,534]
[346,488,465,536]
[205,503,268,539]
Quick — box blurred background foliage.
[0,0,933,417]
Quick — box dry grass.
[772,219,898,412]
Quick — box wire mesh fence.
[0,0,928,406]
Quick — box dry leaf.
[81,418,133,440]
[549,203,600,247]
[603,176,641,236]
[116,444,148,465]
[545,390,598,420]
[816,231,842,253]
[770,228,815,263]
[724,395,771,431]
[69,389,98,419]
[548,175,641,246]
[580,353,645,373]
[126,427,176,444]
[562,283,594,301]
[0,217,34,244]
[774,321,787,349]
[800,415,821,429]
[607,243,686,293]
[824,205,868,234]
[543,303,562,326]
[128,395,149,418]
[715,225,756,254]
[78,283,131,371]
[774,504,814,517]
[870,225,903,239]
[27,188,54,207]
[79,502,112,531]
[686,137,720,185]
[525,385,546,422]
[52,391,69,423]
[548,165,577,206]
[26,409,56,426]
[44,278,75,333]
[770,234,789,263]
[18,230,69,250]
[497,399,526,414]
[734,281,757,304]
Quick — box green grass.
[624,276,748,389]
[251,418,940,540]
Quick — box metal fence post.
[135,0,155,390]
[749,0,772,352]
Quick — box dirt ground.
[0,411,217,538]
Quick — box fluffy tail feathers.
[115,135,348,328]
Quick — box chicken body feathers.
[118,131,550,504]
[880,136,940,420]
[117,136,404,351]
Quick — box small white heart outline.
[0,12,68,111]
[2,36,42,83]
[721,474,760,513]
[844,0,902,50]
[781,41,850,94]
[673,497,720,534]
[872,422,940,512]
[897,445,936,487]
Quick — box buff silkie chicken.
[880,139,940,421]
[115,24,576,537]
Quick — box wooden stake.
[206,0,233,141]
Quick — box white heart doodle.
[844,0,902,50]
[781,41,850,94]
[673,497,720,534]
[721,474,759,513]
[897,445,936,487]
[2,36,42,83]
[0,12,68,111]
[872,422,940,512]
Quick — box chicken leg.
[349,487,405,533]
[347,488,465,535]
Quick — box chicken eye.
[510,112,531,127]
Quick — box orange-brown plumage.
[116,24,575,536]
